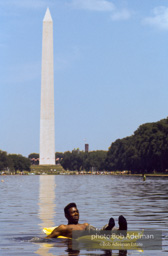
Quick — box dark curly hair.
[64,202,77,215]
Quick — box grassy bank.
[30,166,168,176]
[30,164,65,174]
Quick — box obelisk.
[40,8,55,165]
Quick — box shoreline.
[1,171,168,177]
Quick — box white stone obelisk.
[40,8,55,165]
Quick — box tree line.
[28,150,107,171]
[59,118,168,173]
[0,151,31,172]
[106,117,168,173]
[1,117,168,173]
[60,149,107,171]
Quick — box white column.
[40,8,55,165]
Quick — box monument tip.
[43,8,52,22]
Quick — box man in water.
[45,202,127,239]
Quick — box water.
[0,175,168,255]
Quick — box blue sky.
[1,0,168,157]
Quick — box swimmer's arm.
[45,225,66,239]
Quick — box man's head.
[64,202,79,224]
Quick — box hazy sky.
[1,0,168,157]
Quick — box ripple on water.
[0,175,168,256]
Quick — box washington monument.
[40,8,55,165]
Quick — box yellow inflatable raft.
[43,226,70,239]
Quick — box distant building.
[85,144,89,152]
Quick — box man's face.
[66,207,79,224]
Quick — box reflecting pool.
[0,175,168,255]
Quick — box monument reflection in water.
[36,175,56,256]
[35,176,126,256]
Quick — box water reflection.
[35,175,127,256]
[38,175,56,229]
[36,175,56,256]
[65,239,127,256]
[1,175,167,255]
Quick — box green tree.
[28,153,39,165]
[106,117,168,173]
[8,154,31,172]
[0,150,8,170]
[83,151,107,171]
[28,153,39,159]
